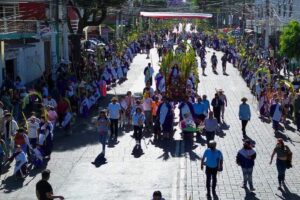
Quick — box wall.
[16,41,45,84]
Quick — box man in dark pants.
[211,93,223,124]
[201,140,223,198]
[239,97,251,137]
[107,97,121,141]
[204,111,218,145]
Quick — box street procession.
[1,0,300,199]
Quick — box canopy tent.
[140,12,213,19]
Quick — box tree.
[280,20,300,61]
[68,0,125,64]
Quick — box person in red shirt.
[14,128,31,154]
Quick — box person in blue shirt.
[238,97,251,137]
[202,95,211,117]
[193,97,206,125]
[132,107,145,149]
[201,140,223,198]
[236,139,256,191]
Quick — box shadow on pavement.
[275,184,300,200]
[91,154,107,168]
[0,175,25,193]
[53,94,128,152]
[131,145,144,158]
[155,139,178,161]
[244,190,260,200]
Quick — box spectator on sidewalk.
[236,139,256,191]
[201,140,223,198]
[3,112,19,157]
[239,97,251,137]
[36,169,64,200]
[107,97,121,141]
[204,111,218,144]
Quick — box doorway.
[5,59,15,80]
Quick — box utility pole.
[62,0,69,63]
[265,0,270,49]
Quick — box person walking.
[107,97,121,141]
[144,63,154,86]
[96,110,110,157]
[132,107,145,149]
[218,90,227,122]
[201,140,223,198]
[239,97,251,137]
[270,98,282,133]
[211,93,223,124]
[270,138,293,189]
[236,139,256,191]
[36,169,64,200]
[221,54,227,74]
[204,111,218,144]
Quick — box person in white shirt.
[107,97,122,140]
[143,92,153,132]
[43,95,57,109]
[27,114,40,149]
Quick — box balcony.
[0,20,39,39]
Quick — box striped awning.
[140,12,212,19]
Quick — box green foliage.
[280,20,300,60]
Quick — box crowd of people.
[0,22,299,199]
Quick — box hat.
[241,97,248,102]
[41,169,51,177]
[111,97,118,101]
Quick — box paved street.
[1,47,300,200]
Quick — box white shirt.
[27,120,40,139]
[143,98,152,111]
[108,103,121,119]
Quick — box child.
[96,110,110,157]
[132,107,145,149]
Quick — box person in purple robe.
[156,97,174,139]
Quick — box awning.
[140,12,212,19]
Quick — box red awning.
[140,12,212,19]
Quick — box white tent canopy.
[140,12,213,19]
